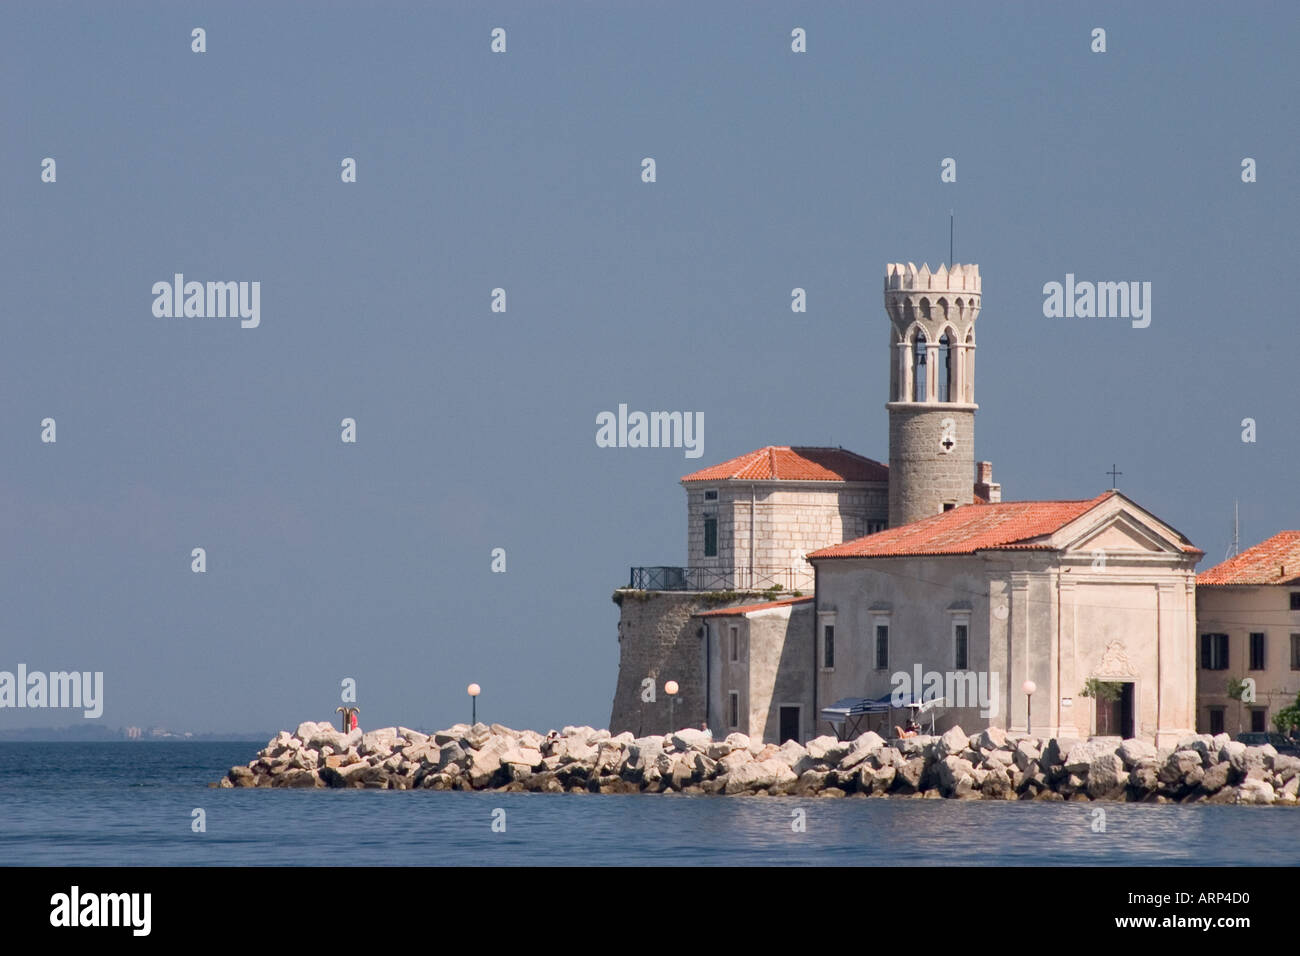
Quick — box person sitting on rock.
[895,724,916,739]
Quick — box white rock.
[1117,738,1156,768]
[295,721,327,741]
[398,728,429,746]
[936,755,976,796]
[934,726,969,759]
[1086,753,1127,798]
[804,735,840,760]
[1238,778,1276,805]
[1219,740,1247,771]
[564,740,598,764]
[562,725,599,744]
[706,740,734,760]
[501,746,543,769]
[1064,739,1118,774]
[307,728,350,753]
[718,750,753,774]
[360,730,399,756]
[670,728,712,752]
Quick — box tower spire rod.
[1226,499,1239,560]
[949,210,954,266]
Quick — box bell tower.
[884,262,981,527]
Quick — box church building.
[610,262,1202,746]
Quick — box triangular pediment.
[1054,495,1193,559]
[1071,518,1169,554]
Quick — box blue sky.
[1,1,1296,733]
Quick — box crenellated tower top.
[884,261,981,294]
[884,262,981,406]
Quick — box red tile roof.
[809,492,1121,559]
[681,446,887,483]
[695,596,815,617]
[1197,531,1300,586]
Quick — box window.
[875,624,889,670]
[703,516,717,557]
[704,489,718,502]
[1292,634,1300,670]
[729,624,739,662]
[1208,707,1225,735]
[954,622,969,670]
[823,625,834,669]
[1250,632,1266,671]
[913,333,928,402]
[938,332,951,402]
[1251,709,1267,733]
[866,520,887,534]
[943,502,955,512]
[1291,592,1300,611]
[728,691,739,729]
[1200,633,1228,670]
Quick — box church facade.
[609,261,1208,746]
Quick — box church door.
[1118,682,1134,739]
[779,706,801,744]
[1096,682,1135,738]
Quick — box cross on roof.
[1107,464,1122,489]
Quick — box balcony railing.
[627,566,813,592]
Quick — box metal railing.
[627,566,813,592]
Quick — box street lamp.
[468,682,481,726]
[1022,680,1037,736]
[664,680,679,734]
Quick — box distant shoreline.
[0,731,273,743]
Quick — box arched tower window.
[964,330,975,402]
[938,333,952,402]
[912,331,928,402]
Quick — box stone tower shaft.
[884,262,982,527]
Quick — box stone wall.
[709,603,814,744]
[684,481,887,587]
[608,591,715,737]
[886,404,975,526]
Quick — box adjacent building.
[1195,532,1300,735]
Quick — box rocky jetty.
[218,721,1300,804]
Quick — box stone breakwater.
[218,721,1300,804]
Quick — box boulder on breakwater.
[217,721,1300,804]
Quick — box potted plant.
[1080,678,1122,735]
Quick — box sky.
[1,1,1296,735]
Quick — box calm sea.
[2,742,1297,866]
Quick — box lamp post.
[1023,680,1037,736]
[336,706,359,733]
[468,682,481,726]
[664,680,679,734]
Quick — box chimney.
[975,461,1001,503]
